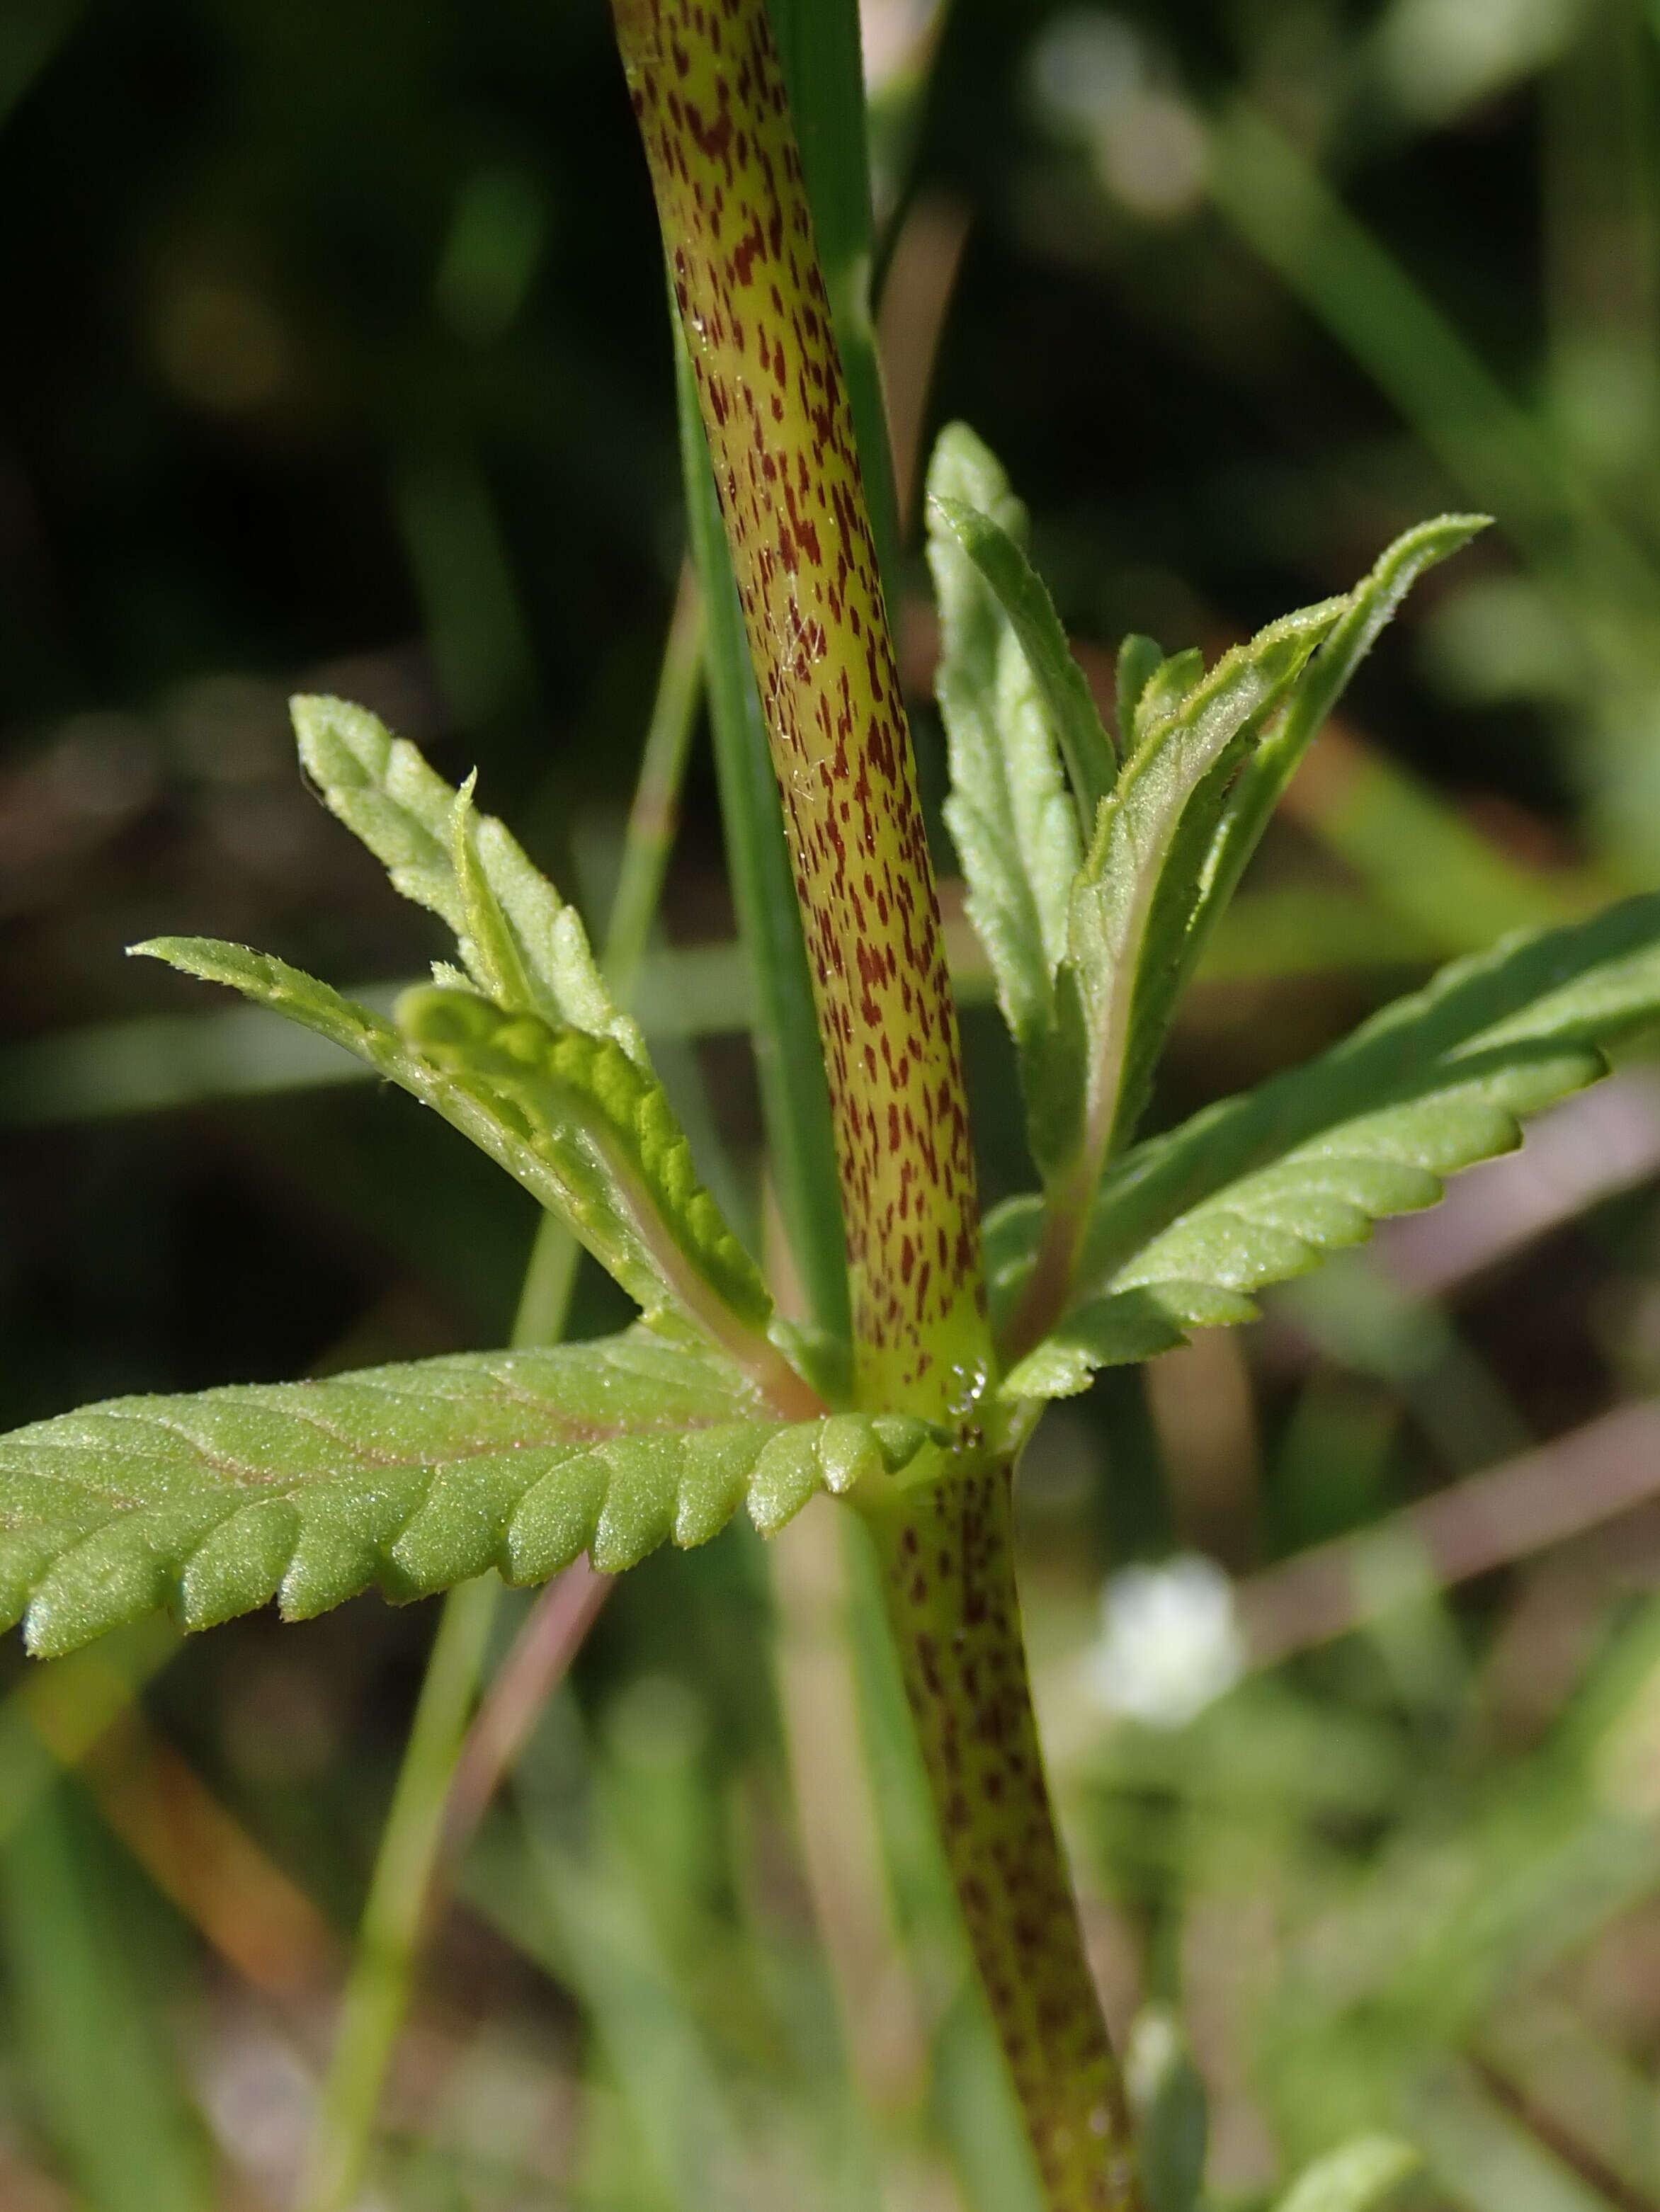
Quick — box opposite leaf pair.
[8,421,1660,1663]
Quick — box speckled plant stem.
[865,1466,1140,2212]
[612,0,989,1423]
[611,4,1143,2202]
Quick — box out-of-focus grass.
[6,0,1660,2206]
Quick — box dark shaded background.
[5,2,1660,2206]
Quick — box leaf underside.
[928,428,1081,1052]
[132,940,775,1360]
[1053,593,1346,1176]
[138,700,794,1377]
[0,1328,931,1659]
[995,896,1660,1396]
[923,433,1486,1203]
[291,693,645,1061]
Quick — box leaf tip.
[288,691,392,794]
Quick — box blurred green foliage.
[6,0,1660,2206]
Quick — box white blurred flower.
[1084,1553,1244,1728]
[1375,0,1585,125]
[1029,11,1209,221]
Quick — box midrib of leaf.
[1178,515,1489,988]
[290,694,644,1063]
[926,425,1082,1080]
[1071,600,1345,1167]
[991,894,1660,1393]
[132,940,815,1417]
[1108,521,1486,1156]
[395,986,771,1335]
[0,1333,934,1658]
[1093,896,1660,1282]
[1005,600,1342,1358]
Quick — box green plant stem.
[769,0,903,602]
[603,558,705,1005]
[297,564,707,2212]
[669,16,1050,2182]
[625,0,987,1411]
[676,336,851,1339]
[642,4,1140,2199]
[860,1465,1138,2212]
[295,1571,497,2212]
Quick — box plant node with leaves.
[9,4,1660,2210]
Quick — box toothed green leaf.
[290,692,643,1063]
[1046,595,1345,1181]
[395,984,773,1338]
[926,426,1084,1161]
[1176,515,1490,1019]
[0,1329,933,1658]
[993,896,1660,1396]
[1273,2137,1419,2212]
[928,423,1115,838]
[1108,522,1486,1161]
[1001,1282,1257,1400]
[130,941,777,1368]
[1115,634,1165,748]
[1131,647,1204,748]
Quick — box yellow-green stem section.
[863,1466,1142,2212]
[613,0,988,1421]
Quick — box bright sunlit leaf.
[0,1328,931,1657]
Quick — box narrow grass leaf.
[0,1787,210,2212]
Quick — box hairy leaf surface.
[1113,520,1484,1156]
[928,426,1115,836]
[131,942,787,1381]
[1115,634,1166,746]
[1182,517,1488,986]
[291,694,644,1062]
[995,897,1660,1395]
[1047,596,1344,1181]
[0,1329,931,1657]
[926,427,1082,1150]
